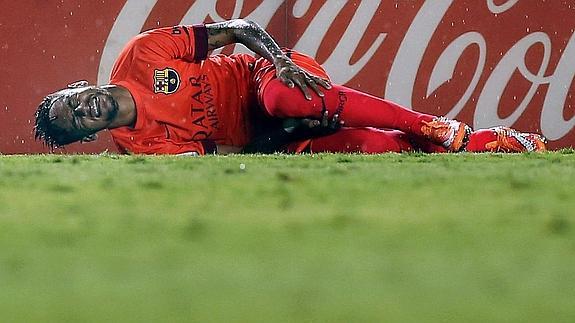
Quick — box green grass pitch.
[1,152,574,322]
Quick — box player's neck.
[104,84,137,128]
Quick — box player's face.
[48,86,119,142]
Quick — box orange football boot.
[484,126,547,152]
[421,117,471,152]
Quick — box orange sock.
[261,79,434,137]
[465,129,497,152]
[285,128,414,153]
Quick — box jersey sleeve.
[130,25,208,62]
[114,136,217,156]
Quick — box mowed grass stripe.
[0,152,574,322]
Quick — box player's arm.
[242,111,343,154]
[114,135,230,156]
[205,19,331,100]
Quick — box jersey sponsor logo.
[189,74,219,139]
[154,68,180,94]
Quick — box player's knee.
[262,79,320,118]
[262,85,286,117]
[262,80,298,117]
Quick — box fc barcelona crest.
[154,68,180,94]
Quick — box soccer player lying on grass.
[34,19,547,155]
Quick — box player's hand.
[275,57,332,100]
[241,112,342,154]
[283,110,343,138]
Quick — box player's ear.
[68,80,90,88]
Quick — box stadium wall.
[1,0,574,153]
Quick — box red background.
[1,0,573,153]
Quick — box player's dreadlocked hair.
[34,94,71,148]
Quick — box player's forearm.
[232,19,289,66]
[206,19,290,68]
[242,116,342,154]
[242,130,292,154]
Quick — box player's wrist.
[272,54,291,68]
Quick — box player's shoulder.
[206,52,257,64]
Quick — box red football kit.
[108,24,500,154]
[109,23,350,155]
[110,25,262,155]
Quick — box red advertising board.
[1,0,574,153]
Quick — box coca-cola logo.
[99,0,575,146]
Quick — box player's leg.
[465,127,547,152]
[285,128,414,153]
[407,135,447,153]
[255,52,470,152]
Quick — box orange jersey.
[108,25,329,155]
[109,25,258,155]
